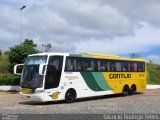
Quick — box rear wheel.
[65,89,76,103]
[122,85,129,96]
[129,85,136,95]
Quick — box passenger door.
[45,56,63,89]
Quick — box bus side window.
[94,60,98,71]
[86,59,94,71]
[100,60,108,71]
[130,63,137,72]
[97,61,101,71]
[75,58,81,71]
[130,63,135,72]
[134,63,138,72]
[82,59,88,71]
[65,58,74,71]
[122,62,129,72]
[81,58,94,71]
[110,62,116,72]
[137,62,144,72]
[115,62,122,71]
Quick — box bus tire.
[122,85,129,96]
[65,89,76,103]
[129,84,136,95]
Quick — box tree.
[7,39,39,64]
[23,39,37,47]
[42,43,52,52]
[130,53,140,58]
[149,60,153,64]
[0,50,2,56]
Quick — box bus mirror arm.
[14,64,24,75]
[39,64,47,75]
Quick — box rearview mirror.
[39,64,46,75]
[14,64,24,75]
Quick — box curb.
[0,86,19,91]
[146,85,160,89]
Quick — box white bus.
[14,52,147,102]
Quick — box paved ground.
[0,89,160,114]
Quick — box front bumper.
[20,92,52,102]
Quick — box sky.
[0,0,160,64]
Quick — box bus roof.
[28,52,69,56]
[28,52,146,62]
[70,52,146,62]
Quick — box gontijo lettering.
[109,74,131,79]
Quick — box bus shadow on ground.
[19,92,143,106]
[75,92,142,103]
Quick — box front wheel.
[65,89,76,103]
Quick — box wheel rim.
[123,87,129,96]
[65,90,75,103]
[67,92,73,101]
[131,86,136,94]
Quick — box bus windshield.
[21,56,47,89]
[25,56,47,65]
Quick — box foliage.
[130,53,140,58]
[7,39,39,64]
[0,54,10,74]
[42,43,52,52]
[23,39,37,47]
[0,54,9,67]
[0,74,20,85]
[147,63,160,84]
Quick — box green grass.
[0,74,20,85]
[0,54,9,67]
[147,63,160,84]
[0,90,19,93]
[0,54,10,74]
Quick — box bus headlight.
[34,90,44,94]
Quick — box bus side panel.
[60,71,147,100]
[62,72,113,99]
[102,72,147,94]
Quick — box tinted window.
[130,63,138,72]
[99,60,109,71]
[110,62,116,72]
[65,57,82,71]
[115,62,122,71]
[65,57,145,72]
[137,62,145,72]
[45,56,63,89]
[25,56,47,65]
[75,58,82,71]
[122,62,130,72]
[82,58,94,71]
[65,58,74,71]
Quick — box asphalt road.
[0,89,160,114]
